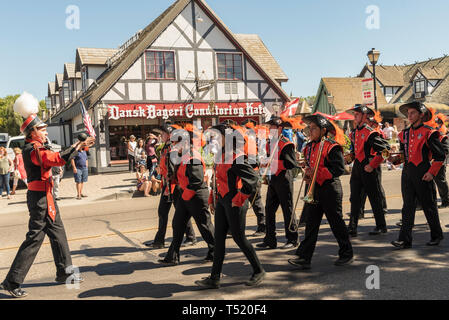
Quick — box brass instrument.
[302,137,326,204]
[289,168,307,233]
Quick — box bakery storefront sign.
[108,103,266,120]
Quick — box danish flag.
[80,99,96,138]
[280,98,300,117]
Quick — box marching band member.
[242,119,266,237]
[1,93,94,298]
[347,104,390,237]
[159,125,215,265]
[195,122,265,289]
[433,113,449,209]
[145,121,197,249]
[289,115,353,270]
[390,102,445,249]
[359,111,389,220]
[257,116,299,250]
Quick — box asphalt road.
[1,169,449,300]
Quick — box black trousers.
[296,179,353,262]
[434,165,449,206]
[4,191,73,287]
[399,165,444,244]
[249,181,266,231]
[264,170,298,246]
[165,188,215,262]
[211,196,263,278]
[360,169,388,216]
[349,160,387,231]
[153,185,196,245]
[128,155,136,172]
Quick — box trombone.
[289,137,326,232]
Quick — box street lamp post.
[367,48,381,111]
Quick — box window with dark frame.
[63,80,72,104]
[217,53,243,80]
[415,79,426,93]
[81,66,88,91]
[145,51,175,80]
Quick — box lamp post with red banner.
[367,48,381,111]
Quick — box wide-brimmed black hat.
[265,116,292,128]
[399,101,432,122]
[211,121,235,136]
[303,114,336,136]
[242,119,257,127]
[347,104,375,116]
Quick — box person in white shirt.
[382,122,394,140]
[128,135,137,172]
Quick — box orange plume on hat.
[436,113,448,134]
[244,122,256,130]
[329,120,346,146]
[373,110,383,123]
[424,107,438,129]
[280,115,305,130]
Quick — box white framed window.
[81,66,88,91]
[414,80,426,93]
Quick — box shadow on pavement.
[78,281,198,299]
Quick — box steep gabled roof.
[64,63,80,80]
[81,0,289,108]
[75,48,119,71]
[234,34,288,82]
[55,74,63,90]
[321,77,387,112]
[48,82,56,96]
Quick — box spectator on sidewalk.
[150,165,162,196]
[136,164,151,197]
[71,147,89,200]
[382,122,395,141]
[0,147,13,200]
[135,139,146,167]
[11,148,28,195]
[128,135,137,172]
[145,133,159,178]
[52,165,64,201]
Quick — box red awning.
[334,112,354,121]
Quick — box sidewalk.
[0,171,143,214]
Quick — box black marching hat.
[265,115,292,128]
[303,114,337,136]
[399,101,432,122]
[347,104,375,116]
[242,119,257,127]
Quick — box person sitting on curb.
[136,164,151,197]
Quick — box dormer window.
[62,80,72,105]
[414,79,426,93]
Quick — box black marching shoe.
[144,241,164,249]
[195,276,220,289]
[251,226,266,237]
[202,252,214,263]
[369,227,388,236]
[334,256,354,266]
[182,238,197,247]
[391,240,412,250]
[281,242,298,250]
[1,282,28,299]
[427,237,444,246]
[55,273,84,284]
[288,258,311,270]
[245,271,266,287]
[256,242,276,249]
[158,258,179,266]
[438,203,449,209]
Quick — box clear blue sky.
[1,0,449,101]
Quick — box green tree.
[0,95,46,136]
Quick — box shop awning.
[334,111,354,121]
